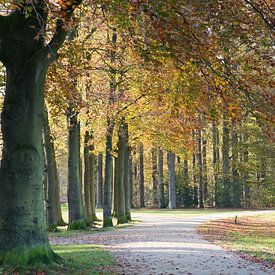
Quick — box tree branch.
[244,0,275,30]
[46,0,83,56]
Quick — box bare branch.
[244,0,275,30]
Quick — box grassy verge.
[0,244,115,275]
[198,213,275,265]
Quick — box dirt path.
[50,210,275,274]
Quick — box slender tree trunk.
[129,151,134,208]
[84,131,92,222]
[43,106,65,230]
[139,143,145,208]
[152,147,159,208]
[167,152,176,209]
[103,120,114,227]
[242,133,250,207]
[231,123,241,207]
[116,123,127,224]
[222,117,231,207]
[197,129,204,208]
[158,147,165,208]
[212,123,219,206]
[96,153,103,208]
[124,124,131,220]
[113,156,118,217]
[67,111,86,229]
[202,132,208,202]
[90,151,98,221]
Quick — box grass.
[0,245,115,275]
[198,212,275,265]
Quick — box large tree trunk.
[103,120,114,227]
[96,153,103,208]
[67,112,86,229]
[197,129,204,208]
[84,131,92,223]
[139,143,145,208]
[158,147,165,208]
[128,151,134,208]
[43,106,65,231]
[167,152,176,209]
[0,16,57,265]
[151,147,159,208]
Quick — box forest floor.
[50,209,275,275]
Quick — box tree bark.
[158,148,165,208]
[167,152,177,209]
[90,151,98,221]
[84,131,92,223]
[124,124,131,220]
[67,111,86,229]
[116,123,127,224]
[96,153,103,208]
[202,132,208,202]
[231,122,241,207]
[0,14,58,265]
[152,147,159,208]
[212,123,219,206]
[197,129,204,208]
[103,120,114,227]
[139,143,145,208]
[43,106,65,230]
[222,117,231,207]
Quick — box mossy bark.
[196,129,204,208]
[124,124,131,221]
[0,11,58,265]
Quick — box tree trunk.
[212,123,219,206]
[158,147,165,208]
[231,123,241,207]
[0,20,57,265]
[96,153,103,208]
[103,120,114,227]
[84,131,92,223]
[139,143,145,208]
[222,117,231,207]
[152,147,159,208]
[113,157,118,217]
[67,112,86,229]
[116,123,127,224]
[90,151,98,221]
[124,124,131,220]
[202,132,208,202]
[43,106,65,230]
[167,152,176,209]
[128,151,134,208]
[197,129,204,208]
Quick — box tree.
[43,106,65,231]
[0,0,81,265]
[96,153,103,208]
[167,151,176,209]
[139,143,145,208]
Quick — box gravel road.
[50,210,275,275]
